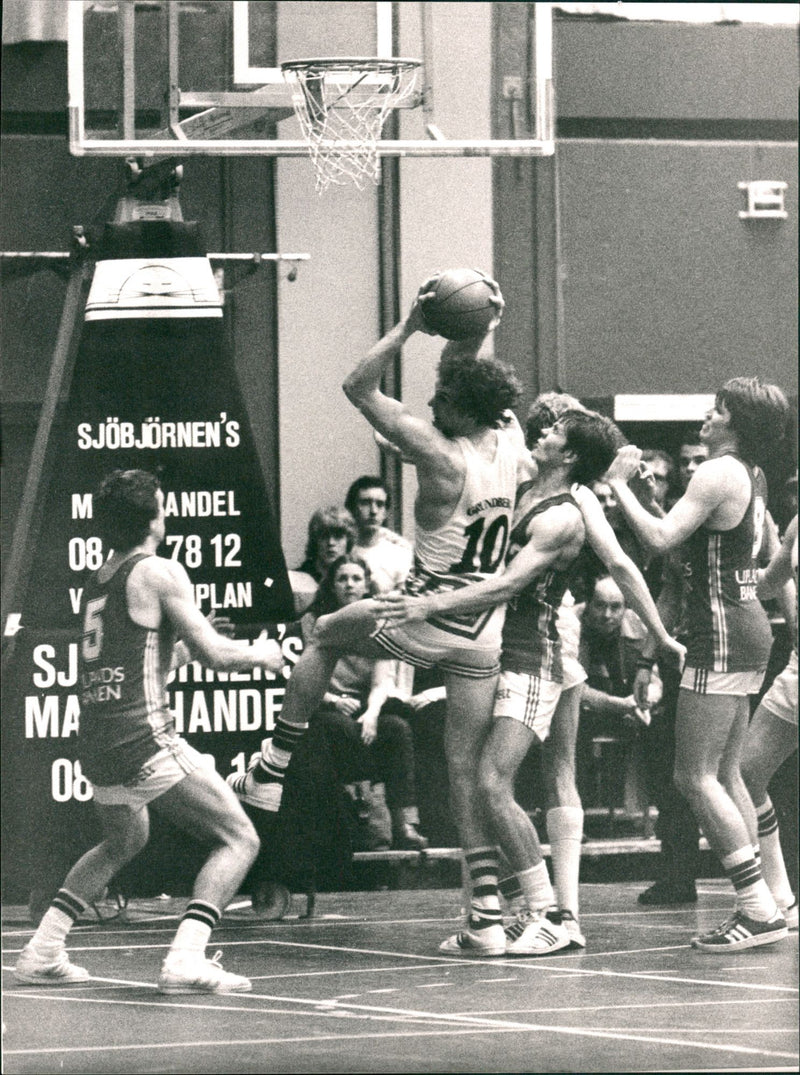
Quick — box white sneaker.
[157,950,252,994]
[546,909,586,950]
[226,768,283,812]
[504,909,571,956]
[779,898,798,931]
[14,944,90,985]
[439,921,506,956]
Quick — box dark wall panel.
[557,140,797,397]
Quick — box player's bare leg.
[675,691,786,950]
[227,599,385,812]
[477,717,570,956]
[154,767,262,993]
[15,804,149,984]
[540,684,586,947]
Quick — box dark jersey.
[78,554,175,786]
[681,456,772,672]
[500,488,580,680]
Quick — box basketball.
[419,268,501,340]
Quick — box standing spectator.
[671,440,709,509]
[345,476,413,594]
[288,506,358,617]
[638,437,708,905]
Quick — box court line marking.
[4,937,796,996]
[3,990,797,1063]
[0,903,738,940]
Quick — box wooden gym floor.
[2,881,797,1074]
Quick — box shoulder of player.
[689,455,750,496]
[130,553,189,592]
[526,498,583,542]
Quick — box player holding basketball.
[606,377,791,951]
[229,274,532,943]
[15,469,284,992]
[376,407,685,954]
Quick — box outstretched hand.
[370,592,433,627]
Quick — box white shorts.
[373,619,501,680]
[493,669,563,741]
[91,736,205,808]
[761,650,798,726]
[680,666,765,697]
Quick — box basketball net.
[281,59,420,193]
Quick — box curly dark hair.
[437,348,522,427]
[716,377,790,468]
[94,469,161,551]
[559,409,625,487]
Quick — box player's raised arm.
[572,483,685,664]
[606,446,730,555]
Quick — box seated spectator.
[345,475,413,594]
[576,575,662,815]
[302,554,427,851]
[577,574,662,733]
[288,506,358,617]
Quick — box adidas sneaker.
[157,950,252,994]
[780,898,798,931]
[504,909,571,957]
[226,768,283,812]
[546,908,586,950]
[692,910,788,953]
[14,944,90,985]
[439,920,506,956]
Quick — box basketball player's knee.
[478,755,512,809]
[674,765,711,804]
[107,820,149,864]
[225,814,261,865]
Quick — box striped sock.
[756,799,795,910]
[722,846,778,922]
[465,847,501,929]
[254,719,309,784]
[170,900,222,954]
[498,873,526,914]
[31,889,89,951]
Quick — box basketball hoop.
[281,58,421,193]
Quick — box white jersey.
[414,430,518,578]
[376,428,519,672]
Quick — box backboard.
[68,1,554,160]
